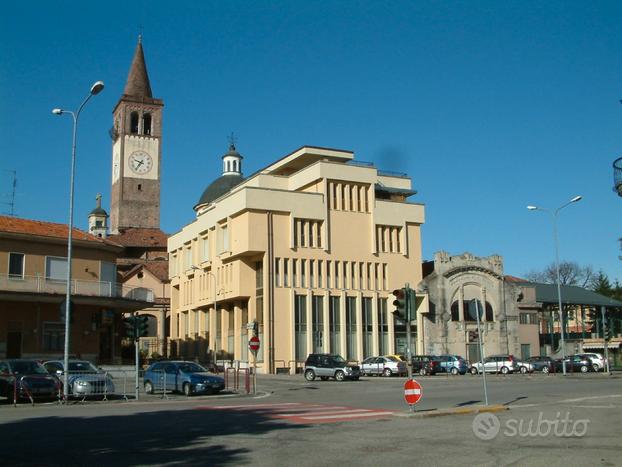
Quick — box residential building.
[168,145,426,373]
[0,215,153,362]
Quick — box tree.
[525,261,594,287]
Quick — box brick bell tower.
[109,36,163,234]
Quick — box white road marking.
[300,411,394,421]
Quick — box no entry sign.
[404,378,423,406]
[248,336,260,353]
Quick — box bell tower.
[110,36,163,234]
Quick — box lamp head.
[52,108,63,115]
[526,205,538,211]
[90,81,105,95]
[570,195,582,203]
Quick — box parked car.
[555,355,595,373]
[515,360,535,374]
[576,353,605,372]
[411,355,441,376]
[470,354,519,374]
[0,359,59,402]
[43,360,114,397]
[437,355,469,375]
[143,361,225,396]
[525,356,556,374]
[304,354,361,382]
[361,356,406,377]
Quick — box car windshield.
[329,356,347,365]
[10,361,48,375]
[178,362,207,373]
[68,361,99,373]
[385,356,400,362]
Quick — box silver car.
[44,360,114,397]
[577,353,605,371]
[470,354,519,375]
[361,356,407,377]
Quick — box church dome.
[89,206,108,216]
[194,141,245,212]
[194,173,244,209]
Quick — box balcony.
[0,274,154,303]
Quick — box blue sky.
[1,1,621,281]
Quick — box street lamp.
[52,80,104,400]
[527,195,582,375]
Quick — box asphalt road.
[1,373,620,466]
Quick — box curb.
[395,404,509,419]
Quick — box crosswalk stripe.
[197,402,301,410]
[300,411,394,421]
[276,408,371,417]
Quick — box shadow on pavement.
[454,400,481,407]
[0,407,305,466]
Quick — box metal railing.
[0,273,154,302]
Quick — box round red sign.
[404,378,423,405]
[248,336,260,352]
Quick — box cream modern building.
[168,145,426,373]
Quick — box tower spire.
[123,36,152,98]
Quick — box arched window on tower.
[143,113,152,135]
[130,112,139,134]
[234,160,238,172]
[485,302,494,321]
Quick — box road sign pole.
[474,300,488,406]
[405,283,413,380]
[135,333,139,401]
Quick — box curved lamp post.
[527,195,582,376]
[52,80,104,401]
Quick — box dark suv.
[304,354,361,382]
[411,355,441,376]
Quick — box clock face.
[128,151,153,175]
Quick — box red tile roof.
[505,275,529,283]
[109,228,168,247]
[122,260,169,283]
[0,215,121,247]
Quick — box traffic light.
[392,288,408,323]
[123,315,136,339]
[252,320,259,337]
[136,315,149,338]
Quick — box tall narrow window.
[329,296,341,354]
[200,236,210,262]
[130,112,139,134]
[317,260,323,289]
[143,113,152,135]
[295,294,308,361]
[8,252,24,279]
[377,298,388,355]
[293,259,298,288]
[309,260,315,289]
[301,259,307,288]
[326,261,332,289]
[275,258,281,287]
[284,259,289,287]
[312,295,324,353]
[362,297,373,358]
[346,296,358,360]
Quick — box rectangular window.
[45,256,67,281]
[300,220,306,247]
[284,259,289,287]
[383,264,388,290]
[43,322,65,351]
[301,259,307,288]
[377,298,388,355]
[317,223,322,248]
[362,297,373,358]
[170,254,178,277]
[293,259,298,288]
[312,295,324,353]
[184,246,192,270]
[200,236,210,262]
[194,310,199,335]
[327,261,332,289]
[351,262,357,289]
[395,227,401,253]
[346,296,358,360]
[8,252,24,279]
[329,296,341,354]
[309,260,315,289]
[295,294,308,361]
[317,260,323,289]
[275,258,281,287]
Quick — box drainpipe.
[267,212,275,374]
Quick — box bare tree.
[525,261,594,287]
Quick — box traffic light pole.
[473,300,489,406]
[601,306,611,375]
[134,313,140,401]
[405,284,413,381]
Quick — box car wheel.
[451,367,459,376]
[304,369,316,381]
[383,368,392,377]
[580,365,588,373]
[500,366,509,375]
[520,366,528,374]
[592,364,599,372]
[335,370,345,381]
[183,382,193,396]
[320,376,329,381]
[144,381,154,394]
[470,367,478,375]
[419,368,427,376]
[542,366,550,374]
